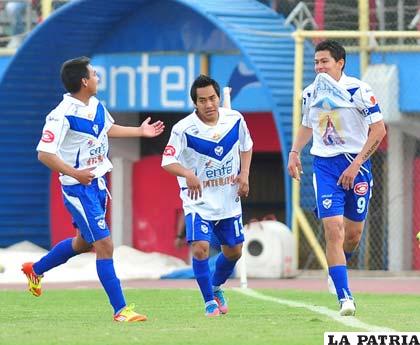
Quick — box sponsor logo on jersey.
[354,182,369,196]
[214,146,224,156]
[203,174,235,189]
[41,130,55,143]
[47,115,60,122]
[87,143,106,165]
[163,145,176,156]
[322,198,332,209]
[205,157,233,178]
[87,155,104,166]
[212,133,221,140]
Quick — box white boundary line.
[233,288,395,332]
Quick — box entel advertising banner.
[91,53,271,112]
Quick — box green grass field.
[0,288,418,345]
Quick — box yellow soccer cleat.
[114,304,147,322]
[21,262,43,297]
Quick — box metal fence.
[0,0,70,49]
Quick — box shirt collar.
[63,93,92,107]
[338,72,348,84]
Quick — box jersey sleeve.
[36,111,69,154]
[161,125,185,167]
[104,105,115,131]
[239,116,253,152]
[354,83,383,125]
[301,88,312,128]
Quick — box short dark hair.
[190,74,220,104]
[315,40,346,70]
[60,56,90,93]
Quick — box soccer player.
[161,75,253,317]
[21,56,164,322]
[288,40,386,316]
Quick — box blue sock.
[192,257,213,303]
[344,251,353,262]
[211,253,237,287]
[96,258,126,314]
[329,265,352,300]
[33,238,77,275]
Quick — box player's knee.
[324,221,345,243]
[192,250,209,260]
[75,243,93,254]
[223,246,242,261]
[191,243,209,259]
[93,237,114,258]
[72,237,93,253]
[346,231,362,247]
[226,252,242,261]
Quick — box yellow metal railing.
[41,0,53,20]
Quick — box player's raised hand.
[73,167,95,185]
[139,117,165,137]
[185,171,202,200]
[288,151,303,181]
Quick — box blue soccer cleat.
[214,289,228,314]
[205,301,220,317]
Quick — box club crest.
[214,146,224,156]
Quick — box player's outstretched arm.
[108,117,164,138]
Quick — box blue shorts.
[61,177,110,243]
[313,154,373,222]
[185,213,244,248]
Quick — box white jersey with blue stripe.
[36,94,114,185]
[162,107,253,221]
[302,73,383,157]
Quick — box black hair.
[315,40,346,70]
[190,74,220,104]
[60,56,90,93]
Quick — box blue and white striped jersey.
[302,73,383,157]
[36,94,114,185]
[162,107,253,220]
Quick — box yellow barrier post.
[41,0,53,21]
[291,30,304,266]
[358,0,370,77]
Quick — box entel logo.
[41,130,55,143]
[205,157,233,179]
[94,53,196,110]
[163,145,176,156]
[354,182,368,196]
